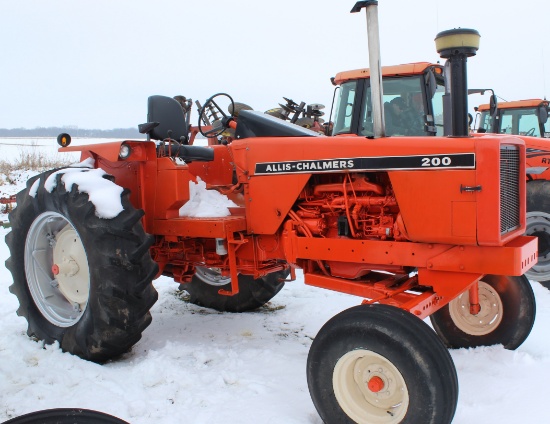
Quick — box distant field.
[0,137,133,164]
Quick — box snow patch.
[29,179,40,198]
[70,157,95,168]
[44,160,124,219]
[179,177,238,218]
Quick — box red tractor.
[476,98,550,138]
[474,99,550,287]
[5,3,538,423]
[329,48,550,290]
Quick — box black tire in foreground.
[307,304,458,424]
[430,275,535,350]
[3,408,128,424]
[180,267,288,312]
[6,168,158,362]
[526,180,550,289]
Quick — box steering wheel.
[525,127,536,136]
[198,93,235,138]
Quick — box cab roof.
[477,99,549,111]
[333,62,442,85]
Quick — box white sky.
[1,0,548,129]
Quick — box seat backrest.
[147,95,187,141]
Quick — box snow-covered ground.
[0,138,549,424]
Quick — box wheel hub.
[449,281,503,336]
[333,349,408,423]
[52,225,89,305]
[367,376,385,393]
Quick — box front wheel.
[307,304,458,424]
[430,275,535,350]
[3,408,128,424]
[6,168,158,362]
[180,267,287,312]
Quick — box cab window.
[332,81,357,135]
[431,83,445,136]
[477,111,492,133]
[360,76,427,136]
[500,108,541,136]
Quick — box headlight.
[119,143,132,159]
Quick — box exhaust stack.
[352,1,385,138]
[435,28,480,137]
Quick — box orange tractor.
[5,2,538,423]
[476,98,549,138]
[474,99,550,287]
[330,48,550,290]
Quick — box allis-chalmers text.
[254,153,476,175]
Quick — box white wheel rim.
[333,349,409,424]
[525,211,550,281]
[25,212,90,327]
[448,280,503,336]
[194,266,232,287]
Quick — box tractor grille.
[500,145,520,234]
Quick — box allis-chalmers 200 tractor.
[330,39,550,290]
[4,2,539,423]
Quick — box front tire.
[180,267,287,312]
[307,304,458,424]
[6,169,158,362]
[430,275,535,350]
[3,408,128,424]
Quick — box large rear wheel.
[180,267,287,312]
[525,180,550,289]
[430,275,535,350]
[6,168,158,362]
[307,304,458,424]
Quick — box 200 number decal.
[421,156,452,167]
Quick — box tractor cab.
[330,62,446,137]
[476,99,550,137]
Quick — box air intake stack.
[435,28,480,137]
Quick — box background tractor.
[4,2,538,423]
[476,98,550,138]
[474,98,550,287]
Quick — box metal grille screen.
[500,146,520,234]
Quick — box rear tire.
[307,304,458,424]
[525,180,550,288]
[180,267,287,312]
[430,275,535,350]
[6,169,158,362]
